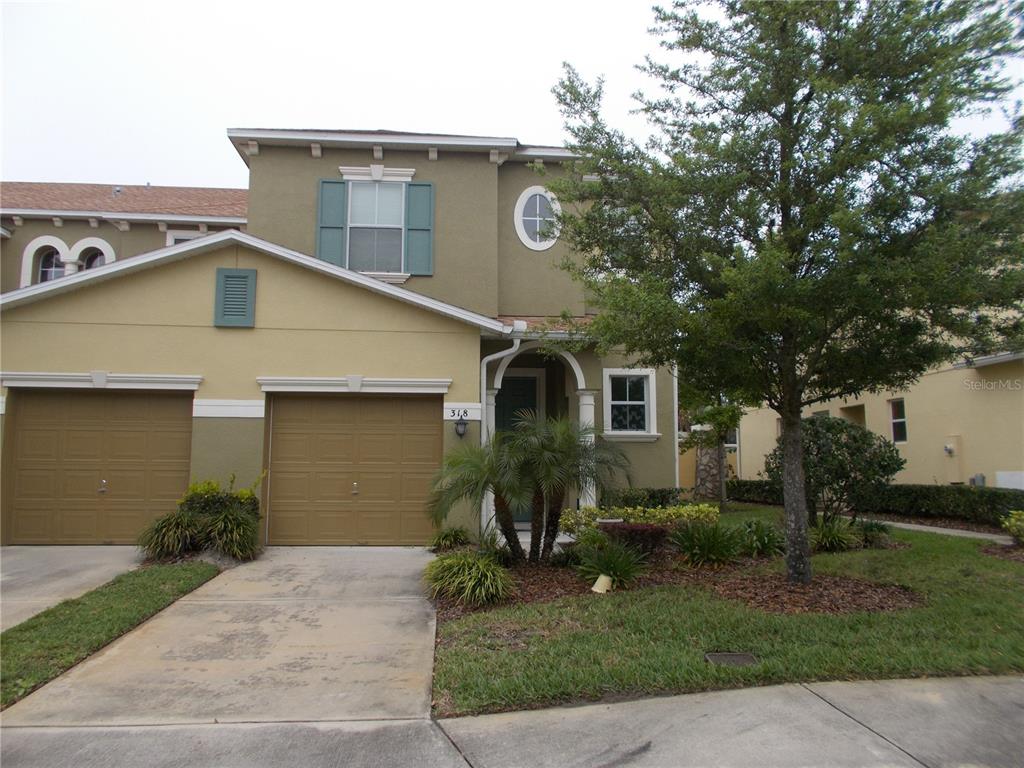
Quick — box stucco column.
[59,255,79,275]
[577,389,598,507]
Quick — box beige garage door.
[267,394,441,545]
[4,390,193,545]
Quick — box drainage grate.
[704,652,759,667]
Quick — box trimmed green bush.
[430,527,472,552]
[560,503,719,535]
[1002,511,1024,545]
[575,527,611,551]
[811,518,862,552]
[138,509,203,560]
[851,484,1024,527]
[670,522,741,566]
[602,487,686,509]
[549,543,582,568]
[737,519,785,557]
[727,479,783,505]
[575,541,647,588]
[598,522,668,555]
[425,551,515,607]
[857,519,892,548]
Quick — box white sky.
[2,0,1021,190]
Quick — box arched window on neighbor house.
[37,248,64,283]
[81,247,106,270]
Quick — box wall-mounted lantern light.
[454,417,468,438]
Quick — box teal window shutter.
[214,268,257,328]
[405,182,434,275]
[317,180,347,267]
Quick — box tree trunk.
[540,491,566,562]
[694,443,721,500]
[780,410,812,584]
[528,490,544,563]
[717,440,728,514]
[493,496,527,563]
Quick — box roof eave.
[1,209,247,225]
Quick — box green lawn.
[433,518,1024,716]
[1,561,219,708]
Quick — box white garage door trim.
[257,376,451,394]
[1,371,203,390]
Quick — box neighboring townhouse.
[0,129,679,546]
[0,182,248,292]
[737,353,1024,490]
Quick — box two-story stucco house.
[0,129,679,546]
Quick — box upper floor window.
[890,398,908,443]
[602,368,659,441]
[82,248,105,270]
[349,181,404,273]
[37,248,64,282]
[514,186,560,251]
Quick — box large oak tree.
[550,0,1023,582]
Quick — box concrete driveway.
[1,546,140,630]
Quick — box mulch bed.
[859,512,1004,535]
[434,551,923,623]
[704,571,923,614]
[981,543,1024,564]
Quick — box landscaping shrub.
[477,528,516,567]
[737,519,785,557]
[602,487,685,509]
[851,484,1024,527]
[669,522,741,566]
[764,416,905,521]
[1002,511,1024,546]
[811,518,862,552]
[560,503,719,536]
[424,551,515,607]
[430,527,472,552]
[575,540,647,588]
[138,509,203,560]
[597,522,668,555]
[726,478,783,505]
[203,500,261,561]
[575,527,611,551]
[138,478,262,561]
[549,543,581,568]
[857,519,892,548]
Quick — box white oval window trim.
[513,185,561,251]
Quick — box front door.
[495,376,538,523]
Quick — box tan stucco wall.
[496,162,587,317]
[0,244,482,401]
[189,417,266,490]
[0,218,236,294]
[738,360,1024,489]
[246,146,501,317]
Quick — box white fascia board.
[0,209,246,226]
[0,229,512,334]
[228,128,519,150]
[513,146,578,161]
[955,351,1024,368]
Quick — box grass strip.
[1,560,219,708]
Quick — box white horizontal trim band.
[192,399,265,418]
[443,402,482,421]
[0,371,203,390]
[257,376,452,394]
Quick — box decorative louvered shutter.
[405,182,434,275]
[317,180,348,267]
[214,268,257,327]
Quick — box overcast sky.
[2,1,1021,190]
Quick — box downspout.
[478,320,527,532]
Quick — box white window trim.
[513,185,561,251]
[347,180,406,274]
[165,230,206,247]
[20,235,69,287]
[70,237,116,267]
[0,371,202,390]
[360,271,411,285]
[602,368,660,441]
[338,165,416,183]
[889,397,908,443]
[256,376,451,394]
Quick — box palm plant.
[428,432,532,563]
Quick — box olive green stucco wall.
[189,417,266,491]
[0,218,238,294]
[246,146,501,317]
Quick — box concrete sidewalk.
[4,676,1021,767]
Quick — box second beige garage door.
[266,394,442,545]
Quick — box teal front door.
[495,377,538,523]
